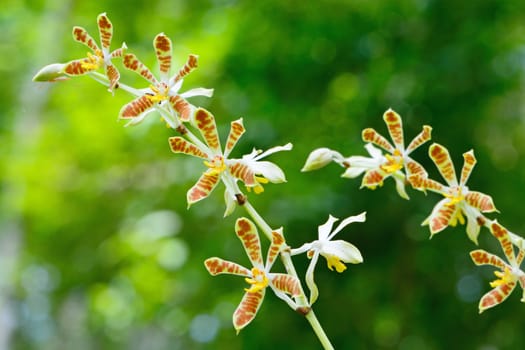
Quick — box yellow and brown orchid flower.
[470,221,525,312]
[118,33,213,125]
[63,13,126,92]
[312,109,431,199]
[410,143,497,243]
[169,109,291,212]
[204,218,301,333]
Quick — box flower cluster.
[33,13,367,347]
[305,108,525,312]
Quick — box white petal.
[318,215,338,241]
[322,240,363,264]
[341,166,367,178]
[328,212,366,239]
[365,143,384,159]
[343,155,379,169]
[180,87,214,98]
[251,161,287,183]
[394,175,409,200]
[223,189,237,217]
[305,251,320,305]
[254,143,293,160]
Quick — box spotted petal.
[168,137,208,158]
[409,174,447,195]
[405,158,428,178]
[224,119,245,157]
[270,273,301,296]
[361,169,386,189]
[171,54,199,85]
[429,143,457,186]
[233,289,265,333]
[465,191,497,213]
[460,150,476,186]
[168,95,193,122]
[204,257,251,277]
[229,162,256,186]
[406,125,432,154]
[194,108,221,153]
[154,33,172,80]
[72,26,99,52]
[423,198,457,235]
[187,173,220,206]
[470,249,507,270]
[362,128,394,153]
[235,218,263,268]
[478,281,517,313]
[266,229,285,269]
[63,58,94,76]
[105,64,120,92]
[123,53,158,85]
[97,13,113,51]
[490,222,516,264]
[118,95,156,122]
[383,109,404,151]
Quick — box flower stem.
[243,200,334,350]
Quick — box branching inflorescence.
[33,12,525,349]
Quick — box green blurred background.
[3,0,525,349]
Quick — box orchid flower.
[169,108,291,213]
[204,218,301,333]
[409,143,497,244]
[118,33,213,126]
[292,212,365,304]
[62,13,126,92]
[303,109,431,199]
[470,221,525,312]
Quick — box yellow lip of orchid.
[380,149,404,174]
[80,50,104,70]
[145,84,169,103]
[244,267,269,293]
[489,267,516,288]
[204,155,227,176]
[325,255,347,273]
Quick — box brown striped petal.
[383,109,404,150]
[266,229,285,268]
[479,281,517,313]
[270,273,301,297]
[224,119,245,157]
[405,159,428,178]
[429,143,457,186]
[105,64,120,92]
[97,13,113,51]
[233,289,265,333]
[406,125,432,154]
[63,59,93,76]
[489,222,516,263]
[229,161,256,186]
[408,174,446,194]
[168,95,192,122]
[173,54,199,83]
[123,53,158,85]
[194,108,221,153]
[72,26,99,52]
[465,191,497,213]
[361,169,386,189]
[470,249,507,270]
[168,137,208,159]
[187,173,220,205]
[118,95,155,120]
[154,33,172,80]
[362,128,394,153]
[235,218,263,267]
[460,150,476,186]
[426,199,456,235]
[204,257,251,277]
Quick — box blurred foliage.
[3,0,525,349]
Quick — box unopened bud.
[32,63,69,82]
[301,148,336,172]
